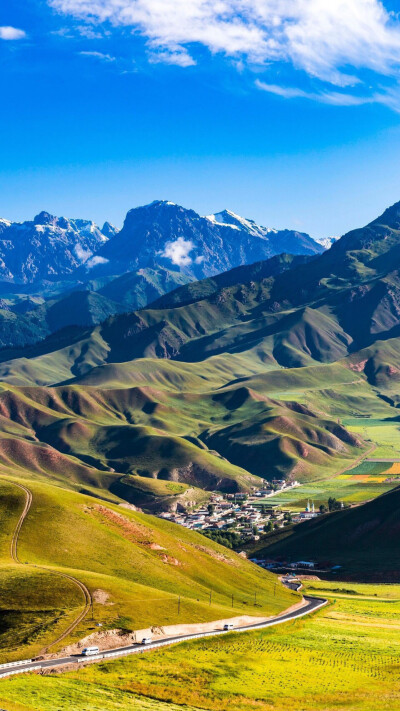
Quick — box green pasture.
[2,581,400,711]
[344,418,400,459]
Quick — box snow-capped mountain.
[0,200,326,351]
[315,236,339,250]
[207,209,278,237]
[80,200,323,280]
[0,212,118,283]
[0,218,11,234]
[0,202,324,285]
[208,208,324,259]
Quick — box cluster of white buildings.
[158,486,326,543]
[159,484,301,540]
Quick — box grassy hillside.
[250,486,400,579]
[0,476,297,662]
[2,581,400,711]
[0,267,192,350]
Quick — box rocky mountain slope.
[0,211,115,283]
[79,201,323,281]
[0,202,323,349]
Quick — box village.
[159,479,323,542]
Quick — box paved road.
[0,594,327,678]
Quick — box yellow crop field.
[385,462,400,475]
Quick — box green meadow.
[344,418,400,459]
[2,581,400,711]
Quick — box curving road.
[5,479,93,653]
[0,593,327,678]
[1,479,327,678]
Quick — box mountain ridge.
[0,201,324,350]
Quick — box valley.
[5,2,400,707]
[0,199,399,709]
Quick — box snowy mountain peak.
[315,236,339,250]
[208,209,278,237]
[33,211,60,226]
[148,199,177,208]
[0,212,113,283]
[0,218,11,235]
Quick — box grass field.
[1,581,400,711]
[257,459,399,510]
[344,418,400,459]
[0,477,296,662]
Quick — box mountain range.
[0,202,323,349]
[0,201,323,285]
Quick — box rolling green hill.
[0,267,191,350]
[0,202,400,590]
[0,374,366,512]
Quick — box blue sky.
[2,0,400,238]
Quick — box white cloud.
[255,81,374,106]
[148,49,196,67]
[85,255,109,268]
[161,237,195,266]
[74,243,92,262]
[79,50,115,61]
[48,0,400,108]
[0,26,26,40]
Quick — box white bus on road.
[81,646,100,656]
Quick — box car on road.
[81,646,100,656]
[223,623,234,630]
[141,637,153,645]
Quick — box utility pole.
[254,591,257,606]
[178,595,181,615]
[209,590,212,606]
[231,594,234,608]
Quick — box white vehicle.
[141,637,153,645]
[81,646,100,656]
[223,623,234,631]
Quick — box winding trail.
[10,481,32,564]
[5,479,93,652]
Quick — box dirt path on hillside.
[3,477,93,653]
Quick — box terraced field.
[2,581,400,711]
